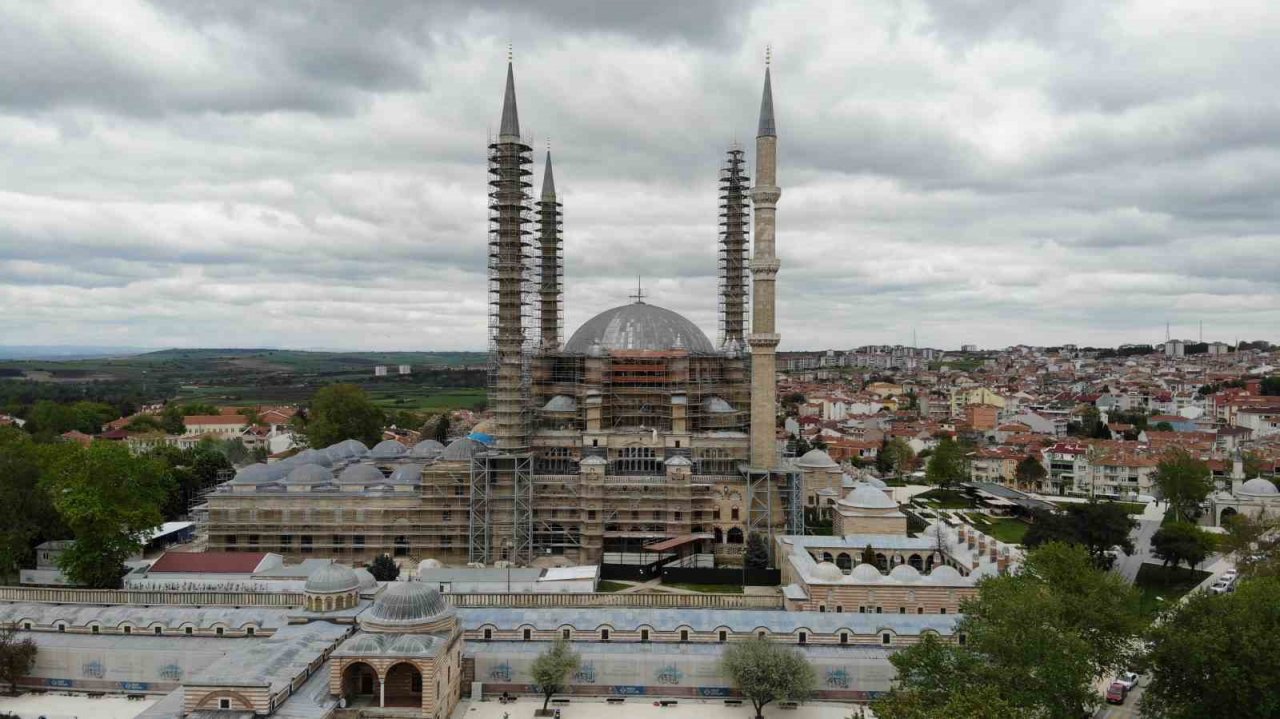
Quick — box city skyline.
[2,1,1278,351]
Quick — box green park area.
[1134,563,1212,616]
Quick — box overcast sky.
[2,1,1278,352]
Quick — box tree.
[367,554,400,581]
[878,438,915,477]
[861,543,877,567]
[1261,376,1280,396]
[1014,455,1046,488]
[40,441,174,588]
[159,405,186,435]
[925,438,967,490]
[1151,522,1215,573]
[744,532,770,570]
[0,623,37,694]
[0,430,65,583]
[1023,502,1136,569]
[1218,512,1280,579]
[530,638,580,713]
[1142,577,1280,719]
[237,407,261,426]
[1153,449,1213,523]
[721,636,816,719]
[874,543,1143,719]
[1154,421,1174,431]
[305,384,384,448]
[433,414,450,444]
[124,415,164,433]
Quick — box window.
[301,535,313,553]
[219,699,231,709]
[216,627,225,637]
[57,624,65,632]
[718,630,727,642]
[835,606,843,614]
[798,631,807,645]
[353,535,365,549]
[592,439,599,447]
[917,607,924,615]
[818,605,826,613]
[154,626,162,635]
[640,629,650,643]
[731,507,740,521]
[859,606,866,614]
[185,627,193,635]
[875,607,883,614]
[22,622,31,630]
[757,631,767,639]
[124,626,132,634]
[839,632,848,645]
[588,510,597,520]
[443,511,452,523]
[280,534,292,547]
[483,628,493,641]
[899,607,906,614]
[680,630,689,642]
[881,633,892,645]
[523,628,531,641]
[940,608,947,615]
[91,625,99,634]
[562,629,571,640]
[226,535,237,546]
[246,627,255,636]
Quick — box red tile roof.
[184,415,248,425]
[148,551,268,574]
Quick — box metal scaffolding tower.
[718,144,750,348]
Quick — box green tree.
[148,441,232,520]
[0,429,65,582]
[367,554,400,581]
[0,623,38,694]
[878,438,916,477]
[1023,502,1135,569]
[861,543,877,567]
[1261,376,1280,396]
[25,400,77,436]
[305,384,384,448]
[1014,455,1046,488]
[40,442,174,588]
[875,543,1143,719]
[237,407,261,426]
[531,637,580,712]
[721,636,816,719]
[433,414,451,443]
[1150,522,1215,573]
[1218,512,1280,579]
[1154,421,1174,431]
[1142,577,1280,719]
[159,405,186,435]
[124,415,164,433]
[744,532,770,570]
[925,438,967,490]
[1153,449,1213,523]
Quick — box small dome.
[285,464,332,486]
[927,565,962,583]
[889,564,921,582]
[796,449,838,469]
[542,395,577,412]
[812,561,845,582]
[339,464,387,484]
[849,563,883,583]
[370,439,407,459]
[340,439,370,457]
[389,464,423,483]
[579,455,608,467]
[386,634,437,655]
[230,464,273,485]
[417,558,444,576]
[441,438,485,461]
[1240,478,1278,496]
[325,441,356,459]
[868,476,888,489]
[341,633,387,654]
[841,483,897,510]
[305,563,360,594]
[701,396,736,413]
[410,440,445,458]
[664,455,693,467]
[362,582,453,630]
[353,568,378,591]
[292,448,333,467]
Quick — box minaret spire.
[499,58,521,142]
[748,55,782,470]
[536,147,563,349]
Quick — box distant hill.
[0,345,155,360]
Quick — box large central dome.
[564,302,715,354]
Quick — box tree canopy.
[744,532,770,570]
[530,638,580,712]
[304,384,385,448]
[721,636,816,719]
[367,554,400,582]
[0,623,38,694]
[1142,577,1280,719]
[876,438,916,477]
[925,438,967,490]
[1150,522,1215,573]
[1014,455,1046,486]
[1022,501,1136,569]
[40,441,174,588]
[0,430,65,582]
[874,543,1143,719]
[1153,449,1213,523]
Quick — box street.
[1095,683,1145,719]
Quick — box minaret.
[536,149,563,350]
[487,59,533,451]
[749,58,781,469]
[718,144,750,349]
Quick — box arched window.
[713,527,724,543]
[836,553,852,571]
[727,527,744,544]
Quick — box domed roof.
[542,395,577,412]
[369,439,407,459]
[849,563,883,583]
[410,440,445,458]
[664,455,693,467]
[927,565,962,583]
[386,634,438,655]
[1240,478,1278,496]
[230,463,273,485]
[841,483,898,510]
[796,449,838,469]
[812,561,845,582]
[339,464,387,484]
[340,633,387,654]
[867,476,888,489]
[389,464,422,483]
[362,582,453,630]
[417,558,443,576]
[285,463,332,486]
[292,448,333,467]
[702,396,736,413]
[564,302,715,354]
[353,568,378,591]
[441,437,485,461]
[305,563,360,594]
[339,439,370,457]
[889,564,921,582]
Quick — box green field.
[1134,563,1211,617]
[596,580,632,593]
[661,582,745,594]
[915,488,978,509]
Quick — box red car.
[1106,682,1128,705]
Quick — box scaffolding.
[468,452,534,564]
[718,144,750,348]
[487,132,534,452]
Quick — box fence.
[660,566,781,587]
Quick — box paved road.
[1095,683,1145,719]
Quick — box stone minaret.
[536,150,563,350]
[487,60,533,451]
[749,61,781,469]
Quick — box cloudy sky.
[2,0,1278,352]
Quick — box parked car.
[1116,671,1141,691]
[1210,579,1234,594]
[1221,569,1238,583]
[1106,682,1129,705]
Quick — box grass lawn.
[1105,501,1147,515]
[596,580,632,593]
[661,582,745,594]
[984,518,1030,544]
[1134,563,1211,616]
[914,488,977,509]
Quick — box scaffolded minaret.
[748,60,781,469]
[536,150,563,350]
[487,60,533,451]
[718,145,750,349]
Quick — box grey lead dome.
[361,582,454,630]
[564,302,715,354]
